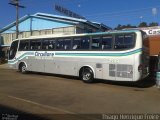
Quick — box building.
[0,12,111,58]
[136,26,160,36]
[125,26,160,36]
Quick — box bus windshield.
[9,40,19,60]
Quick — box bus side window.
[30,40,41,50]
[30,41,34,50]
[48,40,55,50]
[72,37,90,50]
[56,39,64,50]
[37,41,41,50]
[81,37,90,50]
[19,40,29,51]
[102,36,112,50]
[124,34,135,48]
[114,35,124,49]
[72,38,81,50]
[114,34,135,49]
[64,38,71,50]
[42,40,49,50]
[91,36,101,50]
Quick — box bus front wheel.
[80,67,94,83]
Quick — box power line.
[85,5,160,17]
[86,6,160,17]
[90,11,150,21]
[84,6,160,25]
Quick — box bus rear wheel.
[19,63,27,74]
[80,67,94,83]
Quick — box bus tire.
[19,63,27,74]
[80,67,94,83]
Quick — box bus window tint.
[81,37,90,50]
[114,35,124,49]
[30,40,41,50]
[42,40,49,50]
[114,34,135,49]
[102,36,112,50]
[64,38,71,50]
[48,40,56,50]
[72,38,81,50]
[91,37,101,50]
[56,39,64,50]
[72,37,90,50]
[9,40,18,60]
[19,40,29,51]
[124,34,135,48]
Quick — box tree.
[114,22,159,30]
[114,24,136,30]
[149,22,158,27]
[125,24,137,28]
[114,24,122,30]
[138,22,148,27]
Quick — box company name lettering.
[35,52,54,56]
[144,29,160,35]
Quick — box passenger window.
[72,37,90,50]
[48,40,56,50]
[81,37,90,50]
[30,40,41,50]
[114,34,134,49]
[91,36,101,50]
[124,34,135,48]
[72,38,81,50]
[114,35,125,49]
[63,38,71,50]
[42,40,49,50]
[19,40,29,51]
[56,39,64,50]
[102,36,112,50]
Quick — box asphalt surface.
[0,64,160,120]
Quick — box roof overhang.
[0,12,111,33]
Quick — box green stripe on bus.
[55,49,142,56]
[8,48,142,64]
[8,52,34,64]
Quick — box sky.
[0,0,160,29]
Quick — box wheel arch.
[79,65,95,78]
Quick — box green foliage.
[149,22,158,27]
[114,22,159,30]
[114,24,137,30]
[138,22,148,27]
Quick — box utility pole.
[9,0,25,39]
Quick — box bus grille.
[109,64,133,78]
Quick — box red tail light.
[138,64,143,72]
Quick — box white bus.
[8,30,149,83]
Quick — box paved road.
[0,64,160,120]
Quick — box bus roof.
[14,29,141,41]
